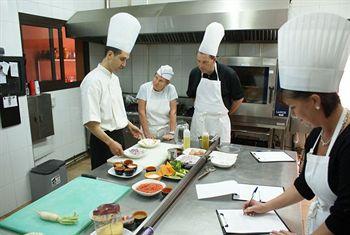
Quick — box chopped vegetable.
[37,211,79,225]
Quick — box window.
[19,13,88,91]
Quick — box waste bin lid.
[31,159,65,175]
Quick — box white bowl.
[123,147,146,159]
[138,139,160,148]
[132,179,166,197]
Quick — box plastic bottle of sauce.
[183,128,190,149]
[202,132,209,150]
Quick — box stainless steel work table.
[84,145,302,235]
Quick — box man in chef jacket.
[187,22,244,143]
[80,13,143,169]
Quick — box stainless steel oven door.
[219,56,277,118]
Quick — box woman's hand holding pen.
[243,200,269,216]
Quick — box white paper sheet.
[251,151,294,162]
[3,96,18,108]
[0,72,6,84]
[9,62,19,77]
[232,184,284,202]
[0,61,10,75]
[196,180,239,199]
[217,209,289,234]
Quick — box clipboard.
[250,151,295,163]
[216,209,290,234]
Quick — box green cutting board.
[0,176,130,235]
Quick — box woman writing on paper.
[137,65,178,140]
[243,13,350,235]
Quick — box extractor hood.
[66,0,289,44]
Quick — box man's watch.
[168,131,175,135]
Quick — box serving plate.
[90,228,132,235]
[138,139,160,148]
[183,148,206,156]
[132,179,166,196]
[108,166,143,178]
[123,147,146,159]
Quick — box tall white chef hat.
[106,13,141,53]
[157,65,174,81]
[199,22,225,56]
[278,12,350,92]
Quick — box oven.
[219,56,279,118]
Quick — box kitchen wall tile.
[38,3,53,19]
[149,44,170,56]
[34,151,59,166]
[110,0,129,8]
[16,0,40,16]
[74,0,104,11]
[132,75,149,94]
[0,0,19,23]
[0,129,9,155]
[2,21,22,56]
[9,146,33,181]
[0,152,13,188]
[181,44,199,56]
[0,184,17,216]
[239,43,260,57]
[7,124,31,152]
[224,43,239,56]
[14,176,31,206]
[181,55,196,79]
[133,44,149,56]
[261,44,278,58]
[169,44,182,56]
[54,9,75,20]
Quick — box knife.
[81,174,119,185]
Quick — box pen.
[247,186,258,206]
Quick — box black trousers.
[89,129,125,170]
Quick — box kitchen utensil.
[197,166,216,180]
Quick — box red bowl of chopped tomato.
[132,179,166,196]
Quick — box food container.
[123,159,133,166]
[161,187,173,197]
[92,203,123,235]
[122,215,135,231]
[145,166,156,173]
[132,210,148,227]
[114,166,125,175]
[167,148,183,161]
[144,172,162,180]
[127,163,138,171]
[216,144,240,154]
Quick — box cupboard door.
[27,96,40,141]
[37,94,54,139]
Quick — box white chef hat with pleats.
[199,22,225,56]
[157,65,174,81]
[278,12,350,92]
[106,13,141,53]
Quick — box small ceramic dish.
[144,171,162,180]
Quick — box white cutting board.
[107,143,181,167]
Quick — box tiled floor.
[66,155,91,181]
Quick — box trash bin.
[29,159,68,201]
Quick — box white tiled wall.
[0,0,104,216]
[90,42,277,97]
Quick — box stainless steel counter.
[153,145,301,235]
[0,144,301,235]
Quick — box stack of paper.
[196,181,284,202]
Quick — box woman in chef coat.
[137,65,178,140]
[243,13,350,235]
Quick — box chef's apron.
[146,84,171,138]
[305,108,348,234]
[191,63,231,143]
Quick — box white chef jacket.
[80,64,128,131]
[136,81,178,127]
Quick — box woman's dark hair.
[280,89,340,118]
[105,46,122,56]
